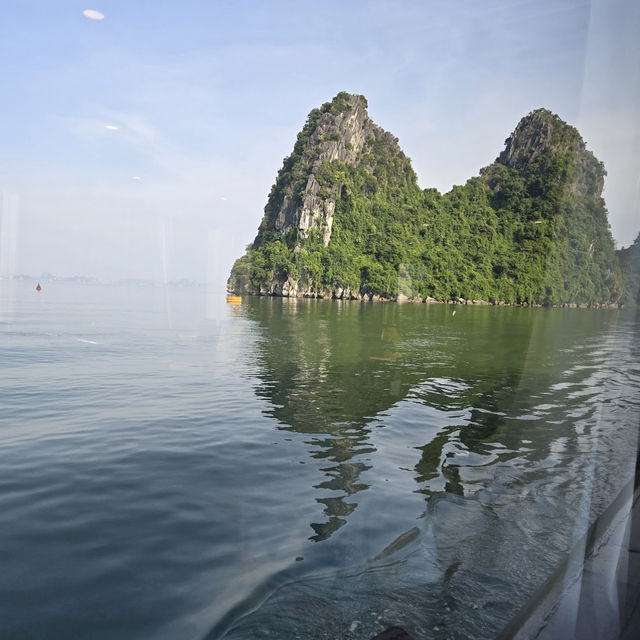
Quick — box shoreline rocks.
[229,288,623,309]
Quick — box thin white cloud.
[83,9,104,21]
[105,124,119,130]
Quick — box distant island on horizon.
[229,92,640,307]
[0,273,208,288]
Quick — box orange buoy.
[35,283,42,292]
[226,295,242,306]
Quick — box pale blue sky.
[1,0,638,283]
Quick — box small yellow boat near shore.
[226,294,242,305]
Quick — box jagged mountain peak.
[261,91,408,247]
[498,108,581,165]
[496,108,605,197]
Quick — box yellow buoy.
[226,295,242,306]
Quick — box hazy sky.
[1,0,639,285]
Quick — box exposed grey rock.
[497,108,605,199]
[270,94,399,248]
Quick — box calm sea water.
[1,283,639,639]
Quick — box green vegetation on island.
[618,232,640,306]
[229,92,634,306]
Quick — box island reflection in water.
[219,296,639,639]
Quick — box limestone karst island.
[228,92,640,306]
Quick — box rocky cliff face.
[263,92,403,247]
[272,94,369,246]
